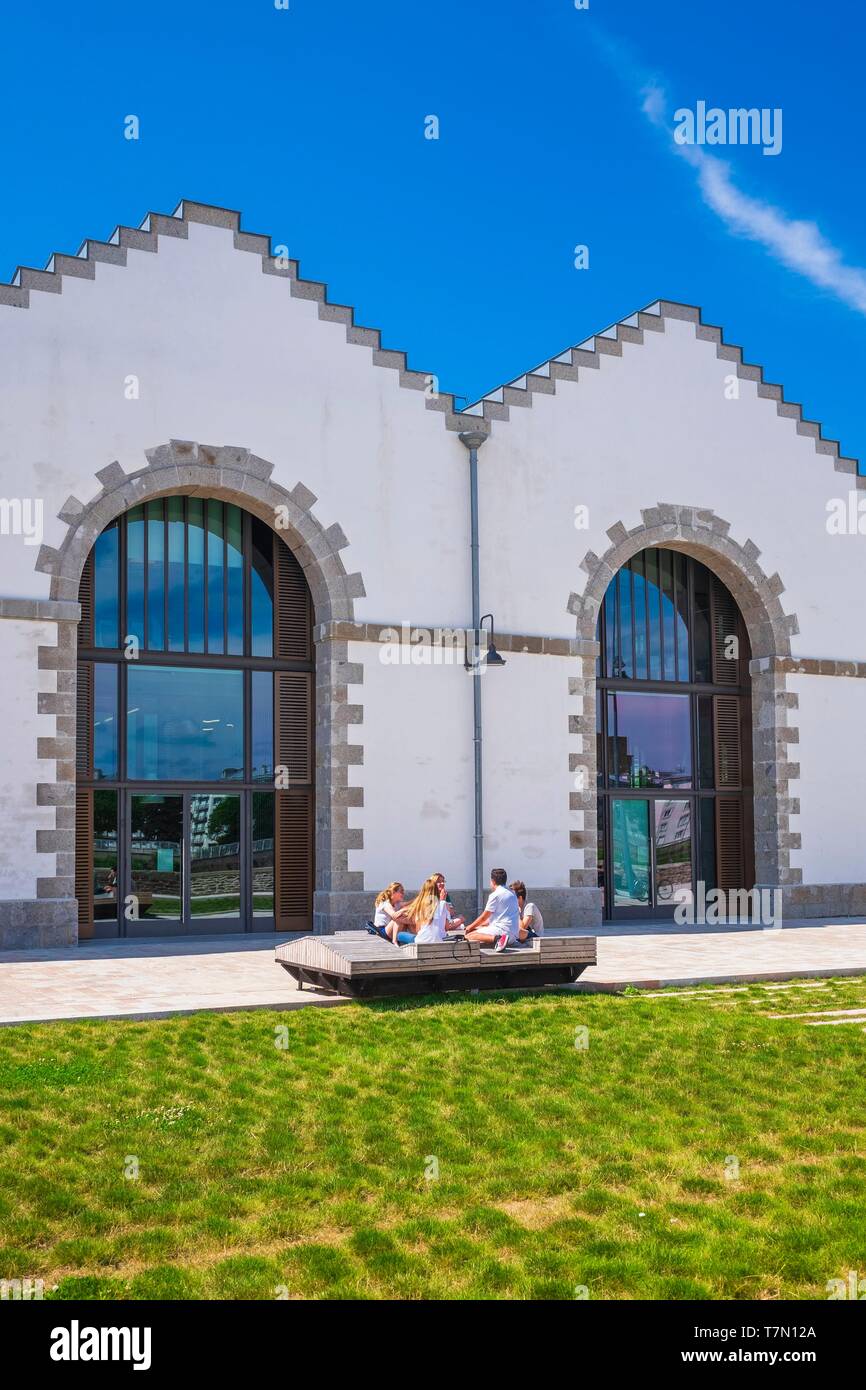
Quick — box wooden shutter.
[275,671,312,784]
[272,534,314,931]
[274,790,313,931]
[76,555,95,936]
[713,696,742,789]
[274,537,312,661]
[75,788,94,937]
[710,578,740,685]
[76,662,94,777]
[716,798,745,892]
[78,552,94,646]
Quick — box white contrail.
[640,80,866,315]
[590,24,866,318]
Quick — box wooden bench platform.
[275,931,597,998]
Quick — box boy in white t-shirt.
[464,869,521,952]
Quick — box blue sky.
[2,0,863,463]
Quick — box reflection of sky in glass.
[251,518,274,657]
[127,666,243,780]
[93,524,119,647]
[609,692,691,785]
[127,506,145,645]
[251,671,273,780]
[188,499,205,652]
[599,549,697,683]
[93,664,118,779]
[167,497,185,652]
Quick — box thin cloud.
[640,80,866,316]
[593,31,866,317]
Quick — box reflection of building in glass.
[189,794,220,854]
[656,800,691,846]
[609,731,691,789]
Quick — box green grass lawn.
[0,976,864,1300]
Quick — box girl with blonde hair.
[403,873,455,944]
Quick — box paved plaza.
[1,918,865,1026]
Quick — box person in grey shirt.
[464,868,520,952]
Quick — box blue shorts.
[396,931,415,945]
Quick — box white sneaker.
[493,932,509,953]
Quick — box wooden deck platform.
[275,931,597,997]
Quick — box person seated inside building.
[464,869,521,952]
[510,880,544,941]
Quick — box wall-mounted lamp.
[465,612,507,670]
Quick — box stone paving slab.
[0,920,864,1026]
[568,919,866,991]
[0,937,345,1026]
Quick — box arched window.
[74,498,314,937]
[595,548,754,918]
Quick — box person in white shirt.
[510,880,544,941]
[403,875,455,944]
[372,881,414,944]
[464,869,521,952]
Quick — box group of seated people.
[371,868,544,953]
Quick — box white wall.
[350,646,580,893]
[479,316,865,663]
[0,220,470,628]
[789,674,866,883]
[480,650,578,887]
[2,217,864,901]
[349,640,474,892]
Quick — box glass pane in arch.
[654,799,693,908]
[252,670,274,782]
[167,497,185,652]
[127,665,243,780]
[659,549,677,680]
[607,691,691,788]
[618,568,633,679]
[93,663,118,780]
[93,790,118,923]
[612,799,649,909]
[250,517,274,658]
[93,522,119,648]
[126,504,145,648]
[699,797,717,895]
[692,560,712,683]
[675,553,690,682]
[187,498,205,653]
[207,500,225,653]
[632,553,648,680]
[190,793,241,919]
[130,793,182,922]
[226,505,244,656]
[644,548,662,680]
[146,500,165,650]
[252,791,275,916]
[603,577,616,678]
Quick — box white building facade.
[1,199,863,947]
